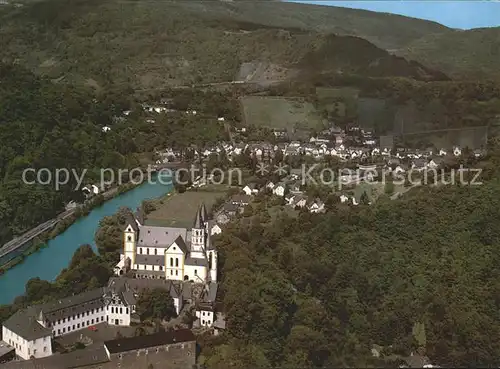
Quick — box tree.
[134,326,147,337]
[385,181,395,195]
[136,288,177,321]
[359,191,370,205]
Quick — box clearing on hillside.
[145,190,226,228]
[241,96,324,132]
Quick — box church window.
[111,307,114,314]
[147,248,149,255]
[175,258,179,267]
[155,249,157,255]
[194,269,197,276]
[170,270,173,275]
[140,248,143,254]
[160,266,163,271]
[127,236,132,242]
[126,308,129,314]
[175,270,178,276]
[120,308,123,314]
[170,258,173,267]
[202,320,205,325]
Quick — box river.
[0,178,173,305]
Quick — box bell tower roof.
[193,207,203,229]
[200,203,208,223]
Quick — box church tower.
[208,250,217,282]
[190,206,206,259]
[123,218,138,266]
[200,203,208,226]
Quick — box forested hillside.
[0,62,129,244]
[400,27,500,81]
[205,150,500,367]
[0,0,448,89]
[0,63,230,246]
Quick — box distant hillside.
[0,0,448,90]
[298,34,448,81]
[399,27,500,80]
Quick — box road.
[0,183,136,262]
[0,209,74,260]
[135,79,283,92]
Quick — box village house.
[308,198,325,213]
[231,194,252,207]
[291,194,308,208]
[208,221,222,236]
[285,193,296,206]
[194,282,219,328]
[411,158,428,171]
[242,183,259,196]
[273,182,286,197]
[428,157,444,169]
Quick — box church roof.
[135,254,165,266]
[123,212,139,232]
[193,207,204,229]
[137,226,187,249]
[200,203,208,223]
[185,256,208,267]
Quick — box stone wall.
[100,341,195,369]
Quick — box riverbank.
[0,175,174,305]
[0,181,140,274]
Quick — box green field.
[145,190,226,228]
[241,96,324,131]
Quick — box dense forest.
[0,62,130,244]
[201,147,500,367]
[0,63,230,247]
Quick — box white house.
[242,183,258,196]
[195,282,218,328]
[292,195,308,208]
[453,147,462,156]
[102,126,111,133]
[273,183,286,197]
[210,222,222,236]
[308,199,325,213]
[340,194,350,204]
[2,316,53,360]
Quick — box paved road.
[135,79,283,92]
[0,209,75,260]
